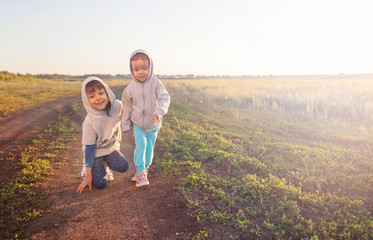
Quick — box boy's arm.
[121,88,133,132]
[153,80,170,120]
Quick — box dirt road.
[0,86,201,239]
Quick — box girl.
[122,49,170,187]
[77,77,129,193]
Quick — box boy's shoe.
[131,169,148,182]
[135,171,149,187]
[105,165,115,182]
[131,170,149,187]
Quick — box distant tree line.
[0,71,40,81]
[1,71,244,81]
[2,70,373,82]
[0,71,131,81]
[34,73,132,80]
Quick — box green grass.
[158,78,373,239]
[0,113,82,239]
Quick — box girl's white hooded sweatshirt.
[81,77,122,157]
[121,49,170,132]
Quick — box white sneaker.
[105,165,114,182]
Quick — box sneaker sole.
[136,180,149,187]
[136,183,150,188]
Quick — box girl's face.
[86,88,109,110]
[131,58,150,83]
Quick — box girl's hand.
[151,114,159,123]
[77,175,92,193]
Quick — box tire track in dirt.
[0,94,79,152]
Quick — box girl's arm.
[77,167,92,193]
[76,144,95,193]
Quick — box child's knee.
[107,151,129,172]
[117,159,129,172]
[93,179,107,189]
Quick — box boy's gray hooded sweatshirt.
[121,49,170,132]
[82,77,122,157]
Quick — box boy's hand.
[123,123,133,135]
[151,115,159,123]
[77,175,92,193]
[123,130,132,135]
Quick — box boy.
[122,49,170,187]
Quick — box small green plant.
[192,228,212,240]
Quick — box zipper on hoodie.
[141,83,145,129]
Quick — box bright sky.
[1,0,372,76]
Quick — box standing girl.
[77,77,129,193]
[122,49,170,187]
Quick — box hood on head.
[81,76,116,115]
[129,49,154,83]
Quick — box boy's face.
[86,88,109,110]
[131,58,150,83]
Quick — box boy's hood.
[81,76,116,116]
[129,49,154,83]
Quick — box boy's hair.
[130,53,150,65]
[85,80,111,115]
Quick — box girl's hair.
[131,53,150,64]
[85,80,111,115]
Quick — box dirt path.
[0,87,202,239]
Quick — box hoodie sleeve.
[82,118,97,145]
[84,144,95,167]
[153,79,170,119]
[121,86,133,132]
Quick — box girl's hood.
[81,76,116,116]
